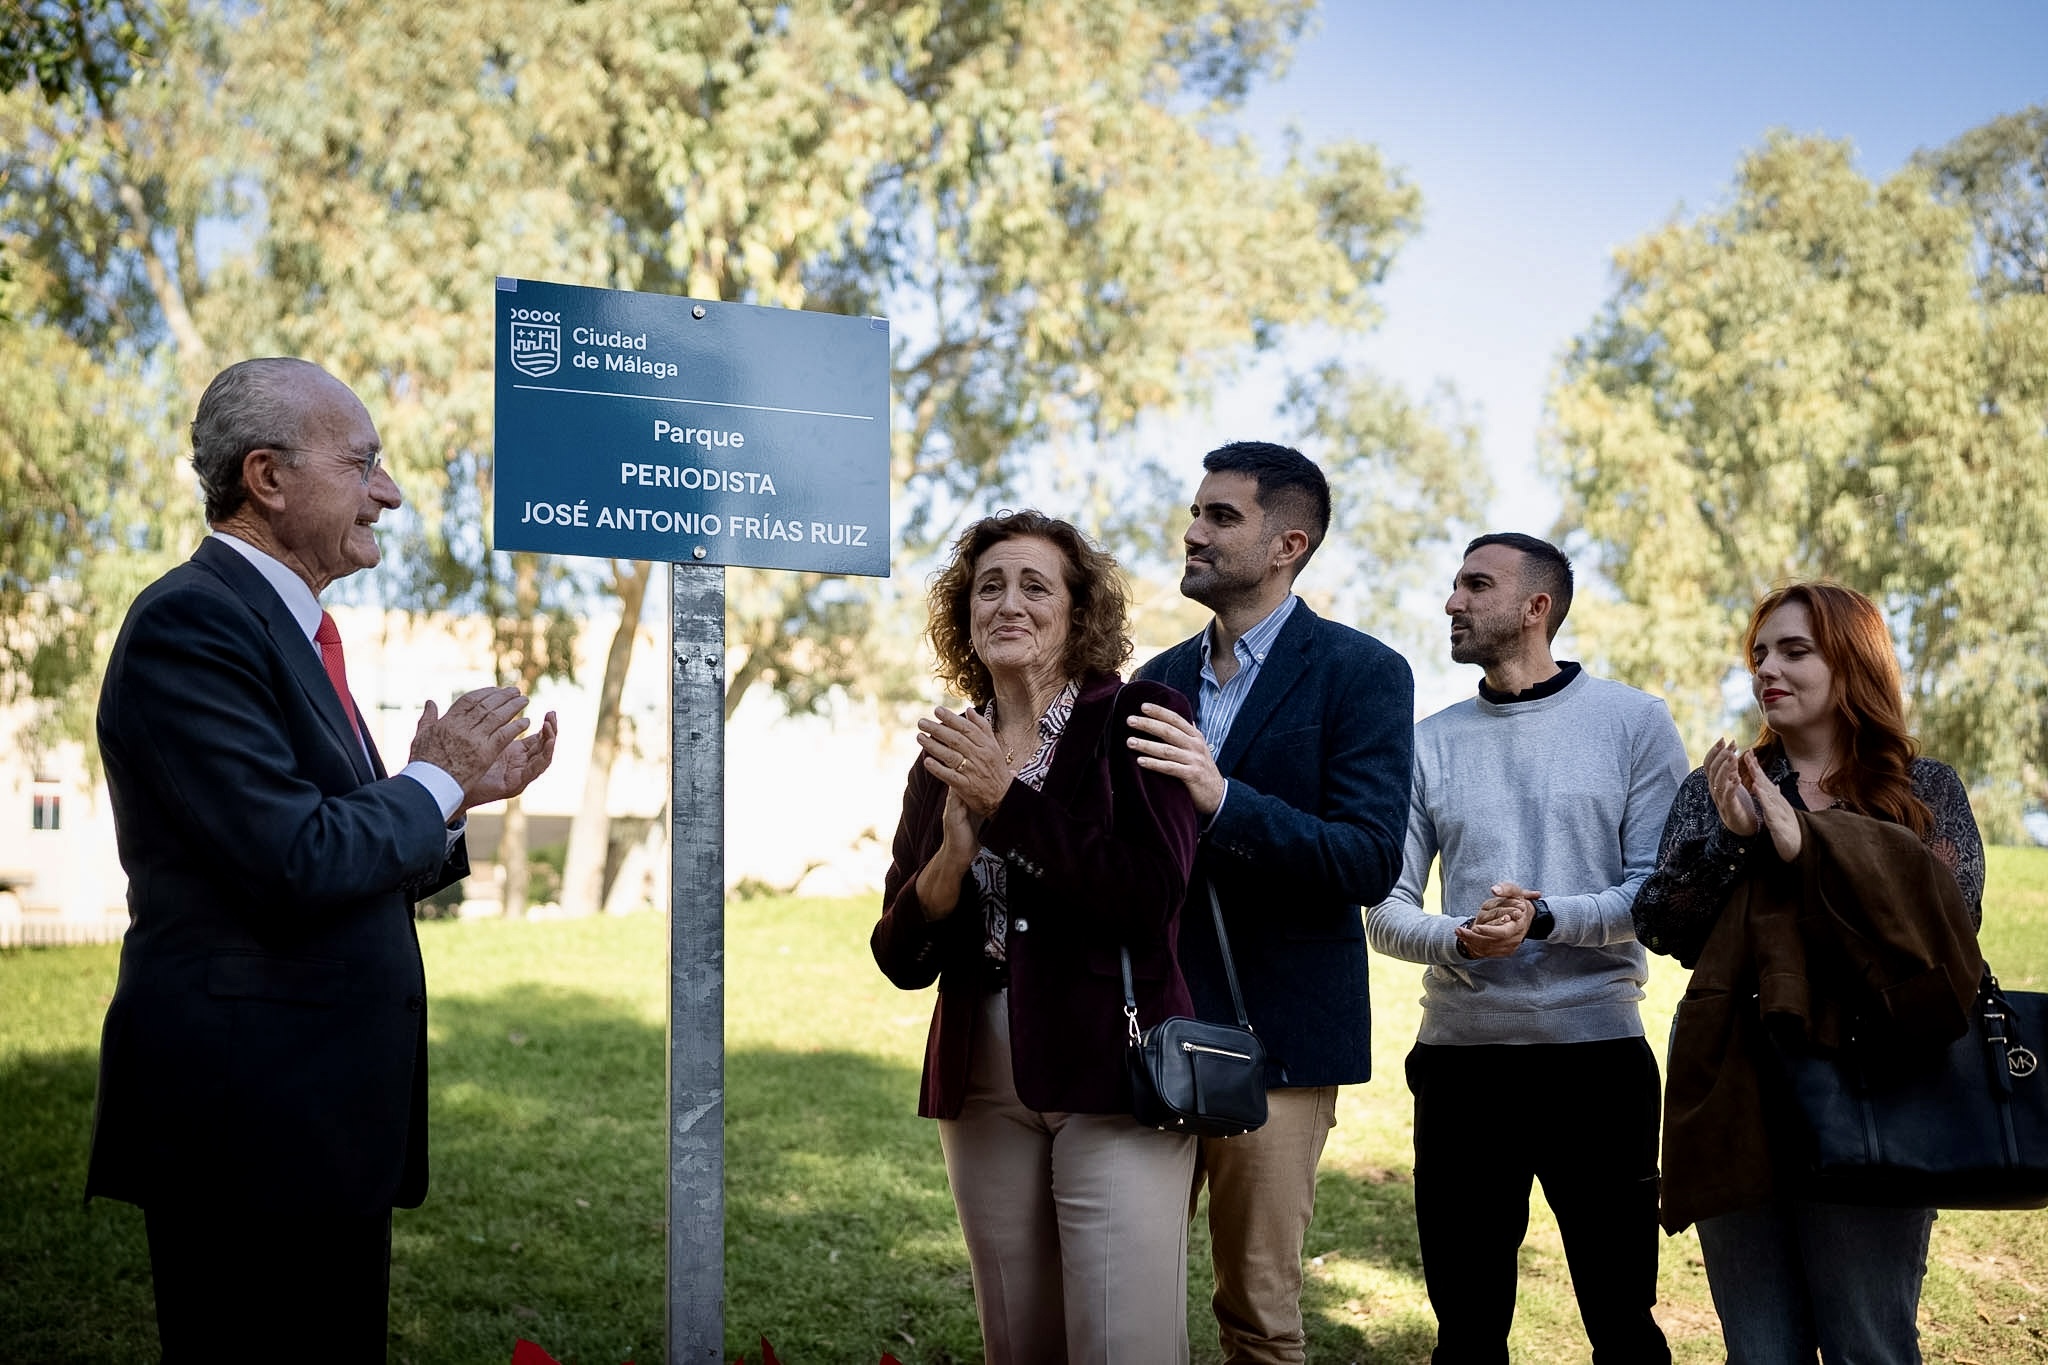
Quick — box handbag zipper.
[1182,1040,1252,1062]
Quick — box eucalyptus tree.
[0,2,211,756]
[4,0,1480,910]
[1922,103,2048,300]
[219,0,1461,911]
[1549,128,2048,833]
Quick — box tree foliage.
[1281,362,1487,635]
[0,271,183,751]
[190,0,1434,701]
[0,1,162,113]
[0,2,202,753]
[1921,104,2048,300]
[1548,128,2048,834]
[2,0,1480,903]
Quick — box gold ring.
[956,756,969,772]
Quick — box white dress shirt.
[210,532,467,838]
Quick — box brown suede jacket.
[1660,807,1981,1231]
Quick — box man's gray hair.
[191,357,327,522]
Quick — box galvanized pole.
[668,561,725,1362]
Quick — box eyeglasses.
[266,445,385,486]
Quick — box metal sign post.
[491,276,890,1362]
[667,563,726,1361]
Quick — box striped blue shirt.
[1197,595,1298,818]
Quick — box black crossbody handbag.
[1767,967,2048,1209]
[1121,880,1268,1138]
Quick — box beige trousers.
[938,990,1198,1365]
[1194,1084,1340,1365]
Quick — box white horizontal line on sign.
[511,383,875,422]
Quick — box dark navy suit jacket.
[87,537,466,1216]
[1137,602,1413,1087]
[873,672,1199,1117]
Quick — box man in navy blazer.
[87,358,558,1360]
[1128,441,1413,1365]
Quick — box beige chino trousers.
[938,989,1198,1365]
[1195,1084,1340,1365]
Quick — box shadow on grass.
[402,987,987,1364]
[0,1045,156,1362]
[2,981,1439,1365]
[1292,1164,1436,1363]
[0,983,979,1364]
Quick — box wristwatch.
[1527,898,1556,941]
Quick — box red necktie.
[314,611,363,740]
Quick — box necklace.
[980,700,1020,768]
[1793,765,1838,810]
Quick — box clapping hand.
[1738,749,1803,863]
[911,713,997,923]
[410,687,558,813]
[1704,738,1802,862]
[462,708,559,812]
[1704,738,1760,837]
[916,705,1013,819]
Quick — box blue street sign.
[493,277,891,576]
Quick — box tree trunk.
[495,553,546,919]
[724,623,772,721]
[499,794,529,920]
[562,559,653,916]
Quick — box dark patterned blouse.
[1633,752,1985,967]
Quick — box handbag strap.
[1121,879,1253,1036]
[1205,879,1252,1030]
[1120,949,1143,1044]
[1980,969,2039,1092]
[1101,681,1254,1036]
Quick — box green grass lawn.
[4,846,2047,1362]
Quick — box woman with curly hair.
[1636,581,1986,1365]
[871,509,1202,1364]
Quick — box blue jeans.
[1696,1201,1934,1365]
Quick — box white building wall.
[0,605,929,933]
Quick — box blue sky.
[1151,1,2044,707]
[1238,0,2045,529]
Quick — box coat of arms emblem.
[509,320,562,378]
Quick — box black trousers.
[1406,1037,1671,1365]
[144,1202,393,1363]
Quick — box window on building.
[31,791,60,831]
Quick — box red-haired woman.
[1635,581,1985,1365]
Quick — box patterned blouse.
[969,678,1081,963]
[1633,752,1986,967]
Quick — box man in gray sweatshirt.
[1367,532,1686,1365]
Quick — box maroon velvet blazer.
[872,672,1199,1118]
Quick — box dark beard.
[1181,557,1261,613]
[1449,616,1517,668]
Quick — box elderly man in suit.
[1126,440,1414,1365]
[87,357,558,1361]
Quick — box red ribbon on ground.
[512,1334,902,1364]
[511,1341,632,1365]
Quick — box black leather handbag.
[1767,968,2048,1209]
[1121,881,1267,1139]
